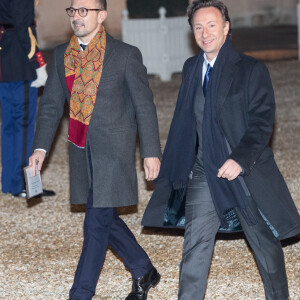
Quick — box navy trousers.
[69,166,153,299]
[0,81,37,194]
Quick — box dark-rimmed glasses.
[66,7,102,17]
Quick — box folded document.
[23,166,43,199]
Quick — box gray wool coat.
[33,33,162,207]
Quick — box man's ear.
[98,10,107,25]
[224,21,230,36]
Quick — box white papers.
[23,166,43,199]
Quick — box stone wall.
[35,0,298,49]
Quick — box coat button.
[0,31,4,34]
[0,46,2,50]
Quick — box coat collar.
[102,33,115,68]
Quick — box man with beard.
[29,0,161,299]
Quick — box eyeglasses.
[65,7,102,17]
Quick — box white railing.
[122,7,195,81]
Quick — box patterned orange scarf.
[64,28,106,148]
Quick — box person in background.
[0,0,55,198]
[29,0,162,299]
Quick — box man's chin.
[74,32,85,38]
[72,28,84,37]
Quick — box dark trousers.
[0,81,37,194]
[178,161,289,300]
[69,187,153,300]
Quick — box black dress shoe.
[40,189,56,197]
[13,188,56,198]
[125,267,161,300]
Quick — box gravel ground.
[0,60,299,300]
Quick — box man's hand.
[143,157,161,181]
[217,159,242,181]
[28,150,46,176]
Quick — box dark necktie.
[80,43,87,51]
[202,63,212,97]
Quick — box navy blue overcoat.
[142,47,300,240]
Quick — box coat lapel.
[182,54,203,108]
[102,33,115,70]
[56,44,70,101]
[217,49,240,118]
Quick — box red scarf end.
[68,118,88,148]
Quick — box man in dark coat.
[0,0,54,197]
[142,0,300,299]
[28,0,162,299]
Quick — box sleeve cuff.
[34,148,47,154]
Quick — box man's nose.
[202,28,209,37]
[73,10,82,20]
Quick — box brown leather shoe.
[125,267,161,300]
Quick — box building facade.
[35,0,298,49]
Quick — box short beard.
[72,20,86,37]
